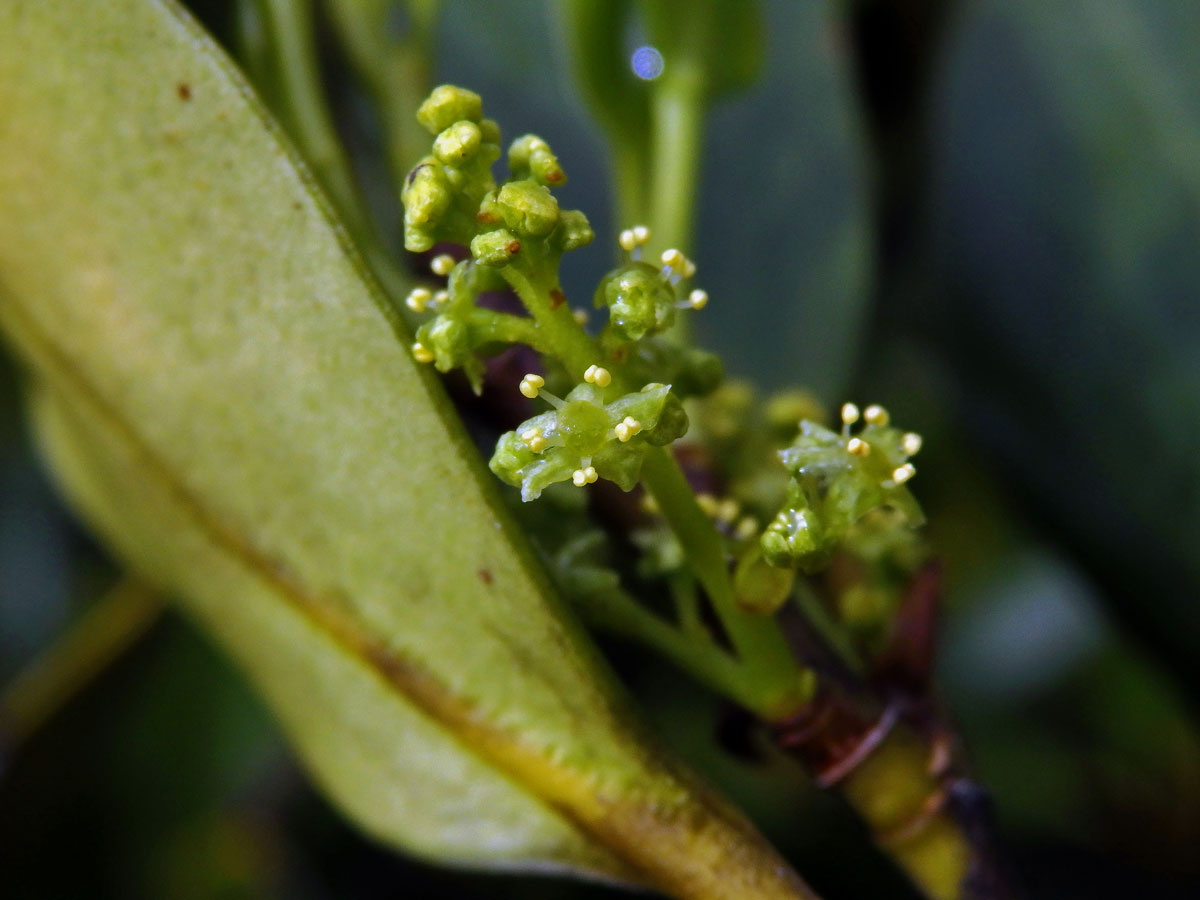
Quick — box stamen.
[641,493,660,515]
[405,287,433,312]
[620,225,651,260]
[519,373,545,399]
[864,404,890,426]
[841,403,861,426]
[679,288,708,310]
[573,308,589,325]
[659,247,691,284]
[430,253,456,276]
[717,498,741,524]
[847,437,870,457]
[734,516,759,541]
[432,289,450,308]
[520,427,548,453]
[695,493,721,518]
[661,248,686,269]
[583,364,612,387]
[614,416,642,442]
[411,342,434,364]
[902,432,923,456]
[892,463,916,484]
[572,464,599,487]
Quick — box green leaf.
[0,3,817,898]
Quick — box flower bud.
[508,134,566,186]
[594,263,677,341]
[479,118,502,146]
[761,502,828,572]
[470,228,523,267]
[417,84,483,135]
[433,120,483,166]
[415,315,471,372]
[400,160,452,252]
[553,209,595,252]
[486,180,560,238]
[734,549,795,615]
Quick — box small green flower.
[407,259,508,390]
[491,380,687,501]
[595,262,677,341]
[761,404,925,572]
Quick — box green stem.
[258,0,368,235]
[499,262,603,376]
[1,578,163,748]
[613,139,650,237]
[669,571,705,639]
[580,587,765,712]
[647,69,705,343]
[254,0,411,303]
[792,579,866,678]
[470,309,551,354]
[648,69,705,257]
[640,449,810,717]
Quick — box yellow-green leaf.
[0,2,816,898]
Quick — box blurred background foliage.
[2,0,1200,897]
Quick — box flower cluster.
[401,85,594,268]
[401,85,718,498]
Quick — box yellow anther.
[432,289,450,307]
[619,226,651,252]
[583,364,612,387]
[661,248,687,270]
[902,432,923,456]
[695,493,721,518]
[687,288,708,310]
[734,516,759,541]
[405,287,433,312]
[411,342,434,364]
[682,258,697,279]
[520,427,548,453]
[430,253,456,276]
[892,462,916,484]
[641,492,660,515]
[717,498,741,523]
[573,308,589,325]
[864,404,890,426]
[519,373,545,399]
[614,416,643,442]
[841,402,861,426]
[572,466,598,487]
[847,437,871,457]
